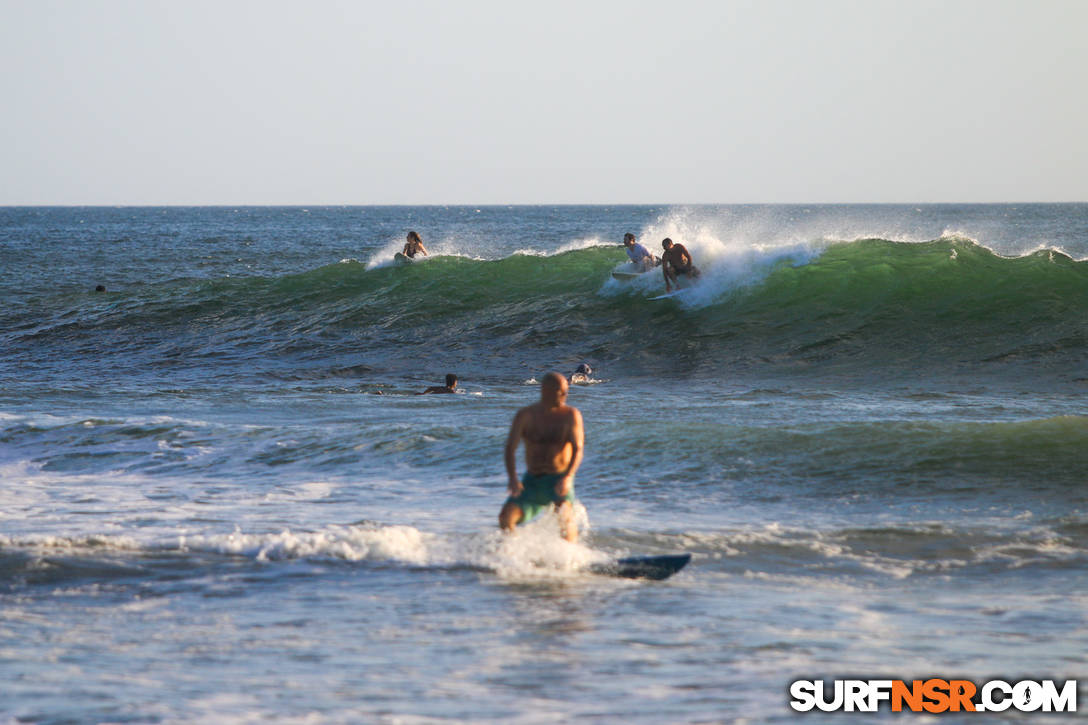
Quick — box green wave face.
[12,239,1088,383]
[700,239,1088,372]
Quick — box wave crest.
[9,238,1088,380]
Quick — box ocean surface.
[1,204,1086,723]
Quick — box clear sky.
[2,0,1085,204]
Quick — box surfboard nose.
[590,553,691,580]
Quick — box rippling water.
[1,205,1086,723]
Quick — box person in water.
[623,233,657,271]
[499,372,584,543]
[402,230,429,258]
[661,237,700,292]
[420,373,457,395]
[569,362,592,384]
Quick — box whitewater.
[1,204,1086,723]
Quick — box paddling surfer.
[419,373,458,394]
[569,362,592,384]
[499,372,584,543]
[661,237,700,292]
[402,231,429,258]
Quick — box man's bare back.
[518,402,577,474]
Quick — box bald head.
[540,372,569,405]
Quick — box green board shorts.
[506,472,575,525]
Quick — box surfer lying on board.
[661,237,700,292]
[419,373,457,394]
[623,233,658,271]
[499,372,584,543]
[402,230,428,258]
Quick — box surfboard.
[649,287,699,301]
[588,553,691,580]
[649,275,698,300]
[394,252,415,265]
[611,262,651,280]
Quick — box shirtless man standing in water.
[499,372,584,542]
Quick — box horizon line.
[2,200,1087,208]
